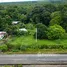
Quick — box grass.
[1,33,67,54]
[1,35,66,54]
[9,35,36,45]
[9,35,61,46]
[3,49,67,54]
[0,65,22,67]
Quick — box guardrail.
[0,54,67,67]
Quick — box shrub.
[48,44,64,49]
[30,43,40,49]
[29,44,64,49]
[6,42,14,49]
[6,42,21,50]
[0,44,8,52]
[17,30,28,36]
[30,43,48,49]
[20,45,28,51]
[11,49,19,52]
[34,23,48,39]
[12,44,21,50]
[26,23,34,30]
[47,24,65,40]
[13,30,28,36]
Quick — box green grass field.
[2,35,67,54]
[9,35,67,46]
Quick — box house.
[19,28,27,32]
[0,32,7,39]
[12,21,19,25]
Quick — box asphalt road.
[23,65,67,67]
[0,54,67,65]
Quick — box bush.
[0,44,8,52]
[17,30,28,36]
[34,23,48,39]
[26,23,34,30]
[11,49,19,52]
[30,43,40,49]
[6,42,14,49]
[28,43,64,49]
[13,29,28,36]
[62,33,67,39]
[48,44,63,49]
[6,42,21,50]
[47,24,65,40]
[20,45,28,51]
[12,44,21,50]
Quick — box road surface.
[23,65,67,67]
[0,54,67,65]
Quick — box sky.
[0,0,38,2]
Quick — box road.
[23,65,67,67]
[0,54,67,65]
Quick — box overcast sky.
[0,0,38,2]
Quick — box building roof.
[12,21,19,24]
[19,28,27,32]
[0,32,6,35]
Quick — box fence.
[0,54,67,67]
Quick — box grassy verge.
[2,49,67,54]
[1,35,67,54]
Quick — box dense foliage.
[0,2,67,31]
[0,2,67,52]
[47,24,65,39]
[34,23,47,39]
[0,2,67,38]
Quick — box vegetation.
[0,1,67,53]
[34,23,47,39]
[47,24,65,40]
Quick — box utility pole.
[36,28,37,42]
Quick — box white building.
[12,21,19,25]
[19,28,27,32]
[0,32,7,39]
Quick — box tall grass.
[4,35,67,52]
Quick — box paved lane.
[0,54,67,64]
[23,65,67,67]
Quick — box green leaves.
[47,24,65,40]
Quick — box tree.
[50,16,62,25]
[19,14,27,23]
[44,4,57,13]
[60,11,67,32]
[41,11,51,26]
[31,6,51,26]
[31,6,44,24]
[50,11,62,19]
[50,11,62,26]
[26,23,34,30]
[47,24,65,40]
[34,23,47,39]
